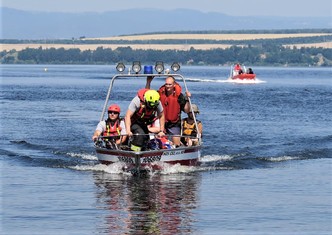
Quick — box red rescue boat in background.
[229,63,256,80]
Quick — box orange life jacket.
[182,118,197,136]
[131,88,158,125]
[158,82,182,123]
[103,118,121,137]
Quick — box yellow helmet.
[144,90,160,108]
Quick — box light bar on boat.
[144,65,153,74]
[171,62,180,72]
[116,62,126,73]
[132,61,141,74]
[115,61,180,75]
[154,61,164,74]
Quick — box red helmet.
[108,104,121,113]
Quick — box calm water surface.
[1,65,331,234]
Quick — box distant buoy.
[44,68,48,72]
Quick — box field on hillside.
[1,33,331,51]
[87,33,332,41]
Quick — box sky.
[1,0,332,17]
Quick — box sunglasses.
[108,111,119,115]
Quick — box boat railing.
[95,133,202,150]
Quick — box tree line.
[1,43,331,66]
[1,35,331,46]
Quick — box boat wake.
[185,77,225,83]
[4,139,330,175]
[70,161,200,175]
[66,152,98,161]
[68,152,305,175]
[3,139,98,168]
[185,77,266,84]
[70,162,130,174]
[224,78,266,84]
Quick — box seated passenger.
[148,117,161,139]
[92,104,127,149]
[181,104,203,146]
[247,68,254,74]
[147,117,174,149]
[147,135,173,150]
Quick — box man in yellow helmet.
[125,89,165,152]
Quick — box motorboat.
[94,62,202,174]
[229,64,256,80]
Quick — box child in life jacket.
[147,117,161,139]
[181,104,203,146]
[92,104,127,149]
[146,117,174,150]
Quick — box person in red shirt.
[234,63,243,74]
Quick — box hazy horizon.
[2,0,332,17]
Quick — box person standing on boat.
[92,104,127,148]
[125,89,165,152]
[181,104,203,146]
[234,63,243,75]
[146,76,191,147]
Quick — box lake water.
[1,64,331,234]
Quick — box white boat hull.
[95,145,201,171]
